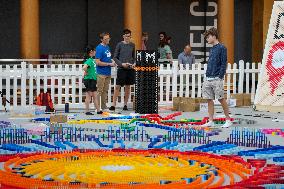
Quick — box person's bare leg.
[124,85,131,106]
[92,92,100,111]
[207,99,214,121]
[218,98,230,119]
[112,85,121,107]
[85,92,91,112]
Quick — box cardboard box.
[195,97,208,104]
[173,97,181,111]
[230,94,244,107]
[179,97,200,112]
[179,101,200,112]
[243,94,252,106]
[230,93,251,107]
[173,97,206,111]
[180,97,197,104]
[50,115,68,123]
[173,97,194,111]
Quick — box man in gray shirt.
[178,45,195,69]
[178,44,195,92]
[109,29,135,111]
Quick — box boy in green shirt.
[83,45,103,115]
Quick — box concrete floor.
[1,106,284,146]
[0,107,283,187]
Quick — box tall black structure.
[135,50,158,114]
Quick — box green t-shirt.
[158,45,172,59]
[83,57,97,80]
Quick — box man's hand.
[108,59,116,67]
[130,63,136,69]
[109,62,116,67]
[83,71,87,76]
[122,63,131,69]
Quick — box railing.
[0,60,261,110]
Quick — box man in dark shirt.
[202,27,232,128]
[109,29,135,111]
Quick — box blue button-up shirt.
[178,52,195,69]
[206,43,227,79]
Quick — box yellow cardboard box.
[243,94,252,106]
[172,97,181,111]
[179,101,200,112]
[50,115,68,123]
[173,97,205,111]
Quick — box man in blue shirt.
[178,45,195,69]
[201,27,232,128]
[95,32,116,110]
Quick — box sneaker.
[201,121,215,127]
[109,106,115,111]
[221,120,233,128]
[123,105,128,111]
[97,111,103,114]
[85,112,94,115]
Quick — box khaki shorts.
[202,78,224,100]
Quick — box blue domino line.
[54,141,67,150]
[30,139,60,150]
[238,146,284,156]
[0,144,32,152]
[272,156,284,162]
[193,141,226,151]
[63,141,78,149]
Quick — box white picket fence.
[0,60,261,110]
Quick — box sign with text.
[189,0,217,63]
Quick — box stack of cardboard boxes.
[173,94,252,112]
[230,94,252,107]
[173,97,207,112]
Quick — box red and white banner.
[255,2,284,111]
